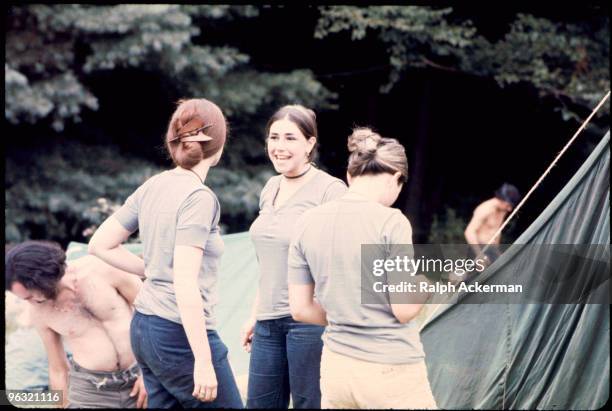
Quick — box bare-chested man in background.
[464,183,521,263]
[5,240,148,408]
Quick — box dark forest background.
[5,4,610,247]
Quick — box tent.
[420,131,610,409]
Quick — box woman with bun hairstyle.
[287,128,437,409]
[89,99,243,408]
[243,105,347,408]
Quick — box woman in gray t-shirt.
[288,128,437,409]
[89,99,242,408]
[243,105,347,409]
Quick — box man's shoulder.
[71,256,116,287]
[475,198,498,215]
[28,304,50,328]
[67,254,97,270]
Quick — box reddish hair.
[165,99,227,169]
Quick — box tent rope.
[480,90,610,255]
[420,90,610,332]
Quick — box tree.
[5,4,336,244]
[315,6,610,122]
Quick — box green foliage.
[202,70,337,118]
[5,5,335,131]
[316,6,478,92]
[5,144,271,245]
[81,198,123,240]
[5,4,336,244]
[206,166,275,233]
[5,144,160,244]
[428,207,468,244]
[461,14,610,121]
[316,6,610,119]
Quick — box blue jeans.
[130,311,243,409]
[247,316,324,409]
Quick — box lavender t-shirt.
[113,169,223,329]
[249,169,347,320]
[288,195,426,364]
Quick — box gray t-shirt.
[249,169,347,320]
[113,169,223,329]
[288,194,425,364]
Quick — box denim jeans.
[130,311,243,409]
[246,316,324,409]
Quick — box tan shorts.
[320,346,437,409]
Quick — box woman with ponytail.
[287,128,437,409]
[89,99,243,408]
[243,105,347,409]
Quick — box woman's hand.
[192,358,218,402]
[241,317,256,353]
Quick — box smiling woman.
[266,104,318,177]
[242,104,347,409]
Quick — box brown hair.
[165,99,227,169]
[346,127,408,183]
[265,104,318,162]
[5,240,66,300]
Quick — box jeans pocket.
[254,321,271,338]
[147,317,192,367]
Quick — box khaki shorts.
[320,346,437,409]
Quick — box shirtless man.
[5,240,148,408]
[464,183,521,263]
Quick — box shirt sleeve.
[175,190,217,249]
[385,211,413,247]
[288,214,314,284]
[322,179,348,203]
[113,188,141,233]
[383,211,416,303]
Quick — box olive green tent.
[420,131,610,409]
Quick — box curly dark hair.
[5,240,67,300]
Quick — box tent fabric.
[420,131,610,409]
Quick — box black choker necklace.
[284,165,312,179]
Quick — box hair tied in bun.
[348,128,380,154]
[361,134,379,152]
